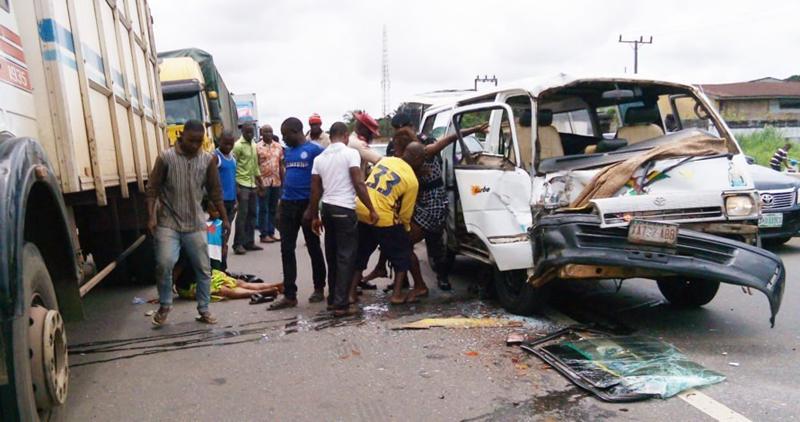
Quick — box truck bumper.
[532,214,786,326]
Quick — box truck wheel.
[493,267,548,315]
[763,236,792,248]
[657,278,720,307]
[10,243,69,420]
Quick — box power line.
[618,35,653,74]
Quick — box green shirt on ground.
[232,137,259,188]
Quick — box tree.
[786,75,800,82]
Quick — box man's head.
[219,129,236,154]
[329,122,349,144]
[260,124,274,143]
[281,117,305,147]
[392,127,417,157]
[178,119,205,155]
[402,141,426,172]
[353,111,381,142]
[785,142,793,151]
[309,113,323,138]
[241,124,255,142]
[391,112,413,131]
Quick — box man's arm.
[351,139,381,164]
[350,167,378,224]
[398,180,418,232]
[206,155,230,233]
[145,155,166,235]
[423,123,489,157]
[303,174,324,236]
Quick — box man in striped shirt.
[770,143,793,171]
[146,120,230,326]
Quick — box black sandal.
[249,293,274,305]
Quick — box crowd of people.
[145,111,486,324]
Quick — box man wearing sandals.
[146,119,229,326]
[350,142,426,305]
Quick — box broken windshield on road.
[535,81,736,174]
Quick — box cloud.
[149,0,800,129]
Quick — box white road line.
[678,389,751,422]
[540,306,751,422]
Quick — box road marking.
[540,306,751,422]
[678,389,751,422]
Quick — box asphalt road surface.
[64,233,799,421]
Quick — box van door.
[450,102,534,271]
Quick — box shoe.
[244,244,264,251]
[308,289,325,303]
[196,311,217,324]
[271,234,281,242]
[268,297,298,310]
[151,306,170,326]
[259,236,271,244]
[233,245,247,255]
[437,277,452,291]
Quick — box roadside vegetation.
[737,126,798,166]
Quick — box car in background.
[750,164,800,246]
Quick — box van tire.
[493,267,548,315]
[11,243,68,421]
[657,278,720,307]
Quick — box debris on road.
[506,332,527,346]
[465,351,480,357]
[521,326,725,402]
[393,317,523,330]
[144,310,155,317]
[131,297,146,305]
[728,362,740,367]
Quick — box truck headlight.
[725,195,756,217]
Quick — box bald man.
[257,124,284,243]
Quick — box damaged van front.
[431,75,784,326]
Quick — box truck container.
[234,92,258,127]
[158,48,238,150]
[0,0,164,419]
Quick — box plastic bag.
[207,219,223,262]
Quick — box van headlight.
[725,195,756,217]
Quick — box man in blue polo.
[269,117,327,309]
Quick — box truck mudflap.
[531,214,786,327]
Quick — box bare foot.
[362,267,388,283]
[389,293,407,305]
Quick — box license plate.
[759,213,784,228]
[628,219,679,247]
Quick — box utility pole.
[618,35,653,74]
[474,74,498,91]
[381,25,390,117]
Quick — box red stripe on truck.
[0,38,25,63]
[0,25,22,46]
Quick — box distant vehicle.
[421,74,785,326]
[750,164,800,246]
[1,0,164,418]
[158,48,238,151]
[234,93,258,127]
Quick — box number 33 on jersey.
[356,157,419,230]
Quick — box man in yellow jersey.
[352,142,426,305]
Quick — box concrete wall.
[718,99,800,124]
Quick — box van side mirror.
[745,156,755,165]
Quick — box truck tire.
[657,278,720,307]
[493,267,548,315]
[10,243,68,421]
[763,236,792,248]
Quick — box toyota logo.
[760,193,775,206]
[653,197,667,207]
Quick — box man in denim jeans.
[146,120,230,326]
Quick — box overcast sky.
[150,0,800,129]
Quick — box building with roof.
[699,78,800,127]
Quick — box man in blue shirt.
[215,130,238,269]
[268,117,327,309]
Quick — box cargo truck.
[0,0,164,419]
[158,48,238,150]
[234,92,258,127]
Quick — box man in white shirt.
[304,122,378,316]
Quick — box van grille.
[602,206,724,225]
[759,190,795,211]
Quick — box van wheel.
[11,243,69,421]
[493,267,548,315]
[763,236,792,248]
[657,278,720,307]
